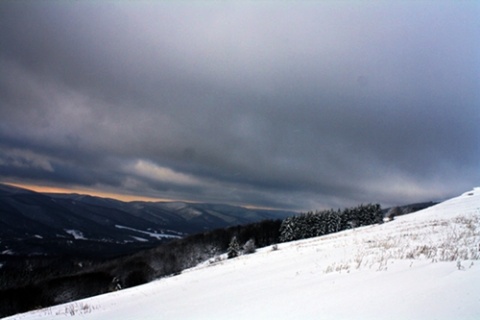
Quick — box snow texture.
[64,230,86,240]
[114,225,181,240]
[5,188,480,320]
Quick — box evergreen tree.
[227,236,241,259]
[279,217,296,242]
[325,209,341,234]
[243,239,256,254]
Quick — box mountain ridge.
[0,183,294,259]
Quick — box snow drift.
[5,188,480,320]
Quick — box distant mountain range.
[0,184,294,259]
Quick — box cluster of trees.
[279,204,383,242]
[227,237,256,259]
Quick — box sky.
[0,1,479,211]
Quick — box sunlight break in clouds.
[130,160,201,186]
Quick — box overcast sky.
[0,1,479,211]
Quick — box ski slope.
[5,188,480,320]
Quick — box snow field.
[5,189,480,320]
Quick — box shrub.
[386,206,402,221]
[243,239,256,254]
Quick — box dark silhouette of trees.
[279,204,382,243]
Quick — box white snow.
[114,225,181,240]
[5,188,480,320]
[64,229,86,240]
[129,236,148,242]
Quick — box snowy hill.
[5,188,480,320]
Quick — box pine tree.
[243,239,256,254]
[279,217,296,242]
[325,209,341,234]
[227,236,241,259]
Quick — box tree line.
[279,203,383,242]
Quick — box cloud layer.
[1,1,479,210]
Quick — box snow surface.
[129,236,148,242]
[114,225,181,240]
[5,189,480,320]
[64,230,86,240]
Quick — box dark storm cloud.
[1,1,479,210]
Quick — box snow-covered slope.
[5,189,480,320]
